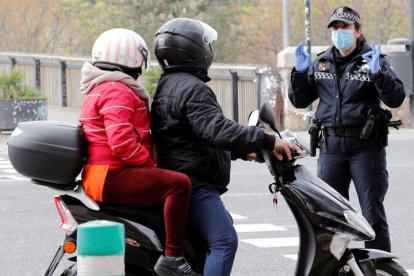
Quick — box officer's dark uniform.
[288,39,405,252]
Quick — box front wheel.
[375,260,409,276]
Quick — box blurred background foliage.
[0,0,409,68]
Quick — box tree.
[120,0,243,62]
[0,0,410,67]
[0,0,130,55]
[290,0,409,48]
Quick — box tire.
[375,260,409,276]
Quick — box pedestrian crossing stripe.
[0,175,27,181]
[229,212,248,220]
[0,159,24,178]
[283,254,298,261]
[282,255,414,275]
[241,237,300,248]
[234,224,287,232]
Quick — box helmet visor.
[197,20,218,44]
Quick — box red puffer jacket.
[79,81,155,170]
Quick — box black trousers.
[318,135,391,252]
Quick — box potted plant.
[0,69,47,131]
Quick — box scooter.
[7,121,207,276]
[44,184,208,276]
[7,103,409,275]
[247,103,408,276]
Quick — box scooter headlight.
[330,233,351,260]
[343,210,375,240]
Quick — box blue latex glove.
[362,43,381,74]
[295,43,311,72]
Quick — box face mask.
[331,29,355,51]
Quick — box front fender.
[351,248,398,262]
[351,248,398,276]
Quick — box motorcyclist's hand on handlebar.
[273,138,301,161]
[246,153,265,163]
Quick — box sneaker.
[154,255,201,276]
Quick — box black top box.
[7,121,87,186]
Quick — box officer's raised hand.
[362,43,381,74]
[295,43,311,72]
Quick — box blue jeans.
[188,187,238,276]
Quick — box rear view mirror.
[259,103,280,135]
[248,110,259,126]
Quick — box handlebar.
[248,103,310,178]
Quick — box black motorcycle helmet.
[154,18,218,71]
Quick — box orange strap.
[82,164,109,202]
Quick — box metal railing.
[0,52,280,125]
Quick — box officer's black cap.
[327,6,362,28]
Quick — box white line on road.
[229,212,248,220]
[0,164,13,168]
[0,175,27,181]
[241,237,299,248]
[223,193,271,197]
[388,163,414,167]
[3,169,17,173]
[282,254,298,261]
[235,224,287,233]
[281,255,414,275]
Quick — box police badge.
[319,61,328,72]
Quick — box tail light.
[63,240,77,254]
[54,196,78,235]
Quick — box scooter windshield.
[284,166,356,218]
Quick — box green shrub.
[144,67,163,98]
[0,69,45,99]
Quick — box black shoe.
[154,255,201,276]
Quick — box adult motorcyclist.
[78,28,199,276]
[151,18,299,276]
[288,6,405,252]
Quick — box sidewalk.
[47,104,81,123]
[0,105,80,153]
[1,105,414,153]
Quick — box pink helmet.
[91,28,149,70]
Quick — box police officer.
[288,6,405,252]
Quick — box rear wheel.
[375,260,409,276]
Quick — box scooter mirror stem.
[259,102,282,138]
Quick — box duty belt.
[326,127,361,137]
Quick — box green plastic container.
[77,220,125,256]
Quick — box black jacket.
[289,41,405,127]
[151,71,275,194]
